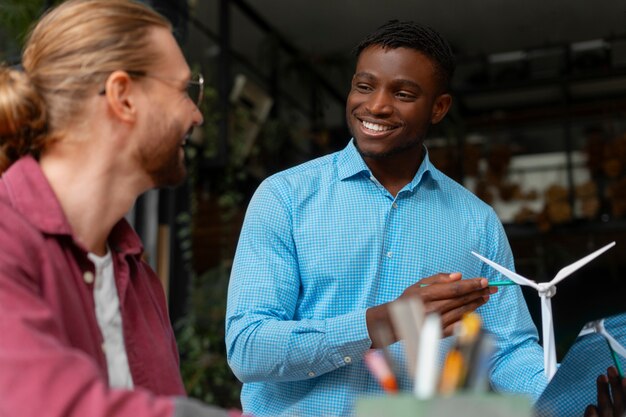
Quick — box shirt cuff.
[325,308,372,369]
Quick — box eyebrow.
[353,72,423,93]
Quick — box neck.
[39,140,149,255]
[363,147,424,197]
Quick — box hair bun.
[0,65,48,173]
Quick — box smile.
[361,120,396,133]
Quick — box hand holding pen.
[366,272,497,344]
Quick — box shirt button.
[83,271,95,284]
[344,356,352,364]
[392,202,398,209]
[307,371,315,377]
[387,251,393,258]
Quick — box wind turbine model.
[471,241,616,380]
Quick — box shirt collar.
[337,139,371,180]
[337,139,436,191]
[1,156,143,255]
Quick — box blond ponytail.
[0,0,171,174]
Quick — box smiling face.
[137,28,204,187]
[346,45,451,164]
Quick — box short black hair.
[354,20,456,92]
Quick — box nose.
[365,89,393,116]
[192,103,204,126]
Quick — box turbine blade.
[550,241,616,286]
[471,251,538,289]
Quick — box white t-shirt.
[88,250,134,389]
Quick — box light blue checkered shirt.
[226,140,548,417]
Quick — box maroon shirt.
[0,157,183,417]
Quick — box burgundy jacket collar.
[0,156,143,256]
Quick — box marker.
[414,313,442,399]
[364,350,398,393]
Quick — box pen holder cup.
[356,393,533,417]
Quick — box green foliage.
[176,262,242,408]
[0,0,44,41]
[0,0,40,60]
[174,82,243,408]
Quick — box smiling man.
[0,1,232,417]
[226,20,547,417]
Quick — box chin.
[354,139,389,159]
[151,164,187,188]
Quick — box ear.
[103,70,137,123]
[430,93,452,124]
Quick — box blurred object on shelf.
[521,189,538,201]
[497,182,520,202]
[464,142,482,178]
[545,184,569,202]
[541,184,573,230]
[602,158,622,179]
[486,144,512,185]
[606,178,626,218]
[575,181,600,220]
[601,134,626,178]
[474,180,494,205]
[584,126,607,179]
[513,206,539,224]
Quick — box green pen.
[487,281,518,287]
[420,281,518,288]
[608,342,625,378]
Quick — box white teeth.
[362,120,393,132]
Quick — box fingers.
[402,274,497,336]
[439,296,489,337]
[584,404,599,417]
[413,275,488,302]
[607,367,625,417]
[596,373,612,417]
[423,285,495,315]
[418,272,463,286]
[587,369,626,417]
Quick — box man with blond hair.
[0,1,234,416]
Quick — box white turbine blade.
[471,251,539,290]
[539,293,557,381]
[550,241,616,286]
